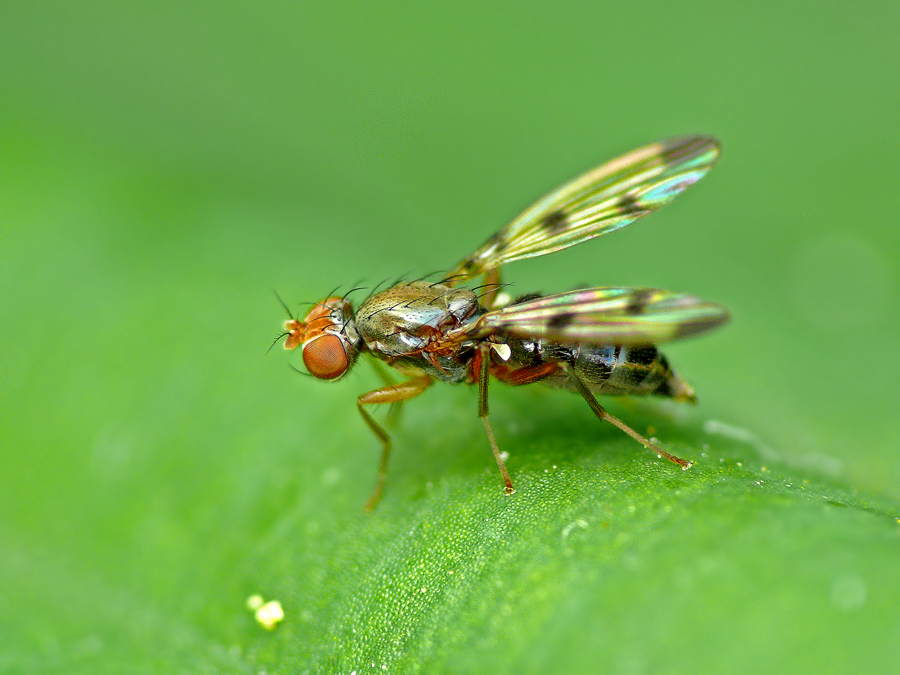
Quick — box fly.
[279,135,729,509]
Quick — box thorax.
[355,281,484,381]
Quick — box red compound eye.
[302,334,350,380]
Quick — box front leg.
[368,356,405,425]
[357,375,433,510]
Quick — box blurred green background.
[3,2,899,673]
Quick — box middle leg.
[476,344,516,495]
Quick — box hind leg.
[562,363,692,469]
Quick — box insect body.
[281,136,729,509]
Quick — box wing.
[460,287,730,346]
[444,136,720,285]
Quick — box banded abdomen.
[498,337,697,402]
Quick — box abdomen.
[503,339,697,402]
[572,344,694,401]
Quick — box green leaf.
[235,398,900,674]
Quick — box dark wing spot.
[617,193,645,217]
[548,312,577,330]
[540,210,568,234]
[661,136,703,164]
[626,289,653,315]
[484,232,508,254]
[512,292,544,305]
[672,313,726,340]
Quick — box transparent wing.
[463,287,730,346]
[445,136,720,285]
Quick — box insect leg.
[491,361,559,386]
[368,356,405,424]
[369,356,398,386]
[357,375,434,510]
[561,363,692,470]
[477,344,516,495]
